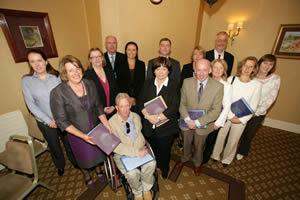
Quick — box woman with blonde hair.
[211,56,262,167]
[180,46,206,86]
[202,59,232,164]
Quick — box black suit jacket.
[206,49,234,76]
[84,66,119,107]
[117,58,145,99]
[181,62,194,87]
[146,57,181,84]
[104,51,126,75]
[138,78,180,138]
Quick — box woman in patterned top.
[236,54,280,160]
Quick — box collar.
[108,52,116,57]
[197,77,208,88]
[154,77,169,87]
[118,111,132,125]
[214,49,224,59]
[159,55,169,59]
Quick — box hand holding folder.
[87,123,121,155]
[144,95,169,127]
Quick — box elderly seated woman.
[109,93,156,200]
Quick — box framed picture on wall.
[272,24,300,59]
[0,8,58,63]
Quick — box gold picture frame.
[272,24,300,59]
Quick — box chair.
[104,142,159,200]
[0,135,55,200]
[26,113,48,157]
[0,110,48,162]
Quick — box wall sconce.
[227,22,243,45]
[150,0,163,5]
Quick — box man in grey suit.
[176,59,223,176]
[146,38,181,83]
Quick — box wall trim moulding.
[263,117,300,134]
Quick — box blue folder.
[231,97,254,118]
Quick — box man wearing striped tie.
[176,59,223,176]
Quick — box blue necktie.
[198,83,203,103]
[110,55,115,70]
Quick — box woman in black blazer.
[138,57,180,179]
[84,48,118,118]
[117,41,145,112]
[181,46,206,87]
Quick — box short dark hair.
[24,49,59,77]
[159,38,172,46]
[125,41,139,60]
[152,57,172,76]
[59,55,85,82]
[257,54,277,75]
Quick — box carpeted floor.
[0,126,299,200]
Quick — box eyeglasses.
[125,122,130,134]
[90,56,102,60]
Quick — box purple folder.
[231,97,254,118]
[180,110,207,129]
[144,96,169,127]
[87,123,120,155]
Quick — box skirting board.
[263,117,300,134]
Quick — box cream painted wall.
[99,0,200,66]
[0,0,90,116]
[200,0,300,124]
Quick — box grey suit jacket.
[50,79,104,133]
[179,77,224,135]
[146,57,181,84]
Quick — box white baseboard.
[263,117,300,134]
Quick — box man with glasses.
[109,93,156,200]
[206,31,234,76]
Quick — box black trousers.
[146,132,175,177]
[237,115,266,156]
[202,128,219,164]
[36,121,77,169]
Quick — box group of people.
[21,31,280,200]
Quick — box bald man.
[176,59,223,176]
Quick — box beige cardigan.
[109,112,145,157]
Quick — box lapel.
[104,52,113,70]
[191,77,198,103]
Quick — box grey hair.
[115,93,130,105]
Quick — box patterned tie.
[198,82,203,103]
[218,54,221,59]
[110,55,115,70]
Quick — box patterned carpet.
[0,126,299,200]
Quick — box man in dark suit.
[206,31,234,76]
[104,35,126,78]
[176,59,223,176]
[146,38,181,84]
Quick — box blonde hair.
[191,46,206,61]
[211,59,228,80]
